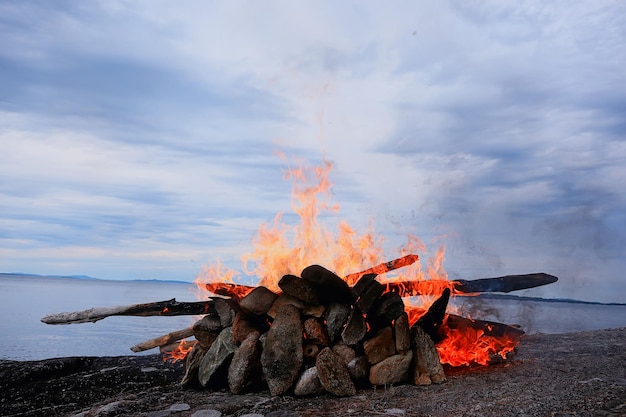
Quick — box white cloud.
[0,1,624,302]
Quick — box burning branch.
[384,273,558,296]
[131,327,194,352]
[343,254,419,284]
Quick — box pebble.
[190,410,223,417]
[386,409,406,415]
[168,403,191,412]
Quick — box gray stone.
[385,409,406,415]
[233,312,267,344]
[261,304,303,396]
[368,292,405,329]
[181,343,207,387]
[347,356,369,383]
[325,303,351,342]
[168,403,191,411]
[303,317,330,346]
[214,297,240,327]
[316,347,356,396]
[228,331,261,394]
[369,351,412,386]
[239,286,279,315]
[301,264,353,304]
[341,307,367,346]
[193,315,222,349]
[355,279,384,314]
[190,410,222,417]
[331,343,356,365]
[279,274,320,304]
[363,326,396,365]
[394,312,411,352]
[411,324,446,385]
[294,366,325,396]
[267,294,304,319]
[198,327,237,387]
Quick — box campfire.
[41,156,558,396]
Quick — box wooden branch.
[204,282,255,298]
[131,327,195,352]
[384,273,558,296]
[343,254,419,284]
[41,298,217,325]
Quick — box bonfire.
[42,155,557,396]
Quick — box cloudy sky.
[1,1,624,303]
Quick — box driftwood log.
[41,299,217,325]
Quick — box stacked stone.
[181,265,446,396]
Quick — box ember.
[41,155,558,396]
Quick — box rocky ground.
[1,328,624,417]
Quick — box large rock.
[315,347,356,397]
[301,265,353,304]
[278,274,320,305]
[193,315,222,349]
[239,286,279,316]
[261,304,303,396]
[363,326,396,365]
[181,343,207,387]
[353,275,384,314]
[368,292,405,329]
[198,327,238,387]
[369,351,413,386]
[267,294,304,319]
[325,303,351,343]
[331,343,356,365]
[411,324,447,385]
[228,331,261,394]
[394,312,411,353]
[341,307,367,346]
[213,298,240,328]
[303,318,330,346]
[232,312,268,344]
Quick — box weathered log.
[445,313,525,339]
[384,273,558,296]
[131,327,194,352]
[41,299,217,325]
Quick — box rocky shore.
[1,328,624,417]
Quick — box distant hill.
[0,272,192,285]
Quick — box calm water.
[0,275,201,361]
[1,275,624,361]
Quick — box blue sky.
[1,1,624,303]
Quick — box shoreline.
[1,327,624,417]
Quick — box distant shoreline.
[2,272,624,307]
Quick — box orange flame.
[436,322,519,367]
[194,154,520,367]
[405,306,520,366]
[162,339,195,363]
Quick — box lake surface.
[1,274,625,361]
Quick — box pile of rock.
[182,265,446,396]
